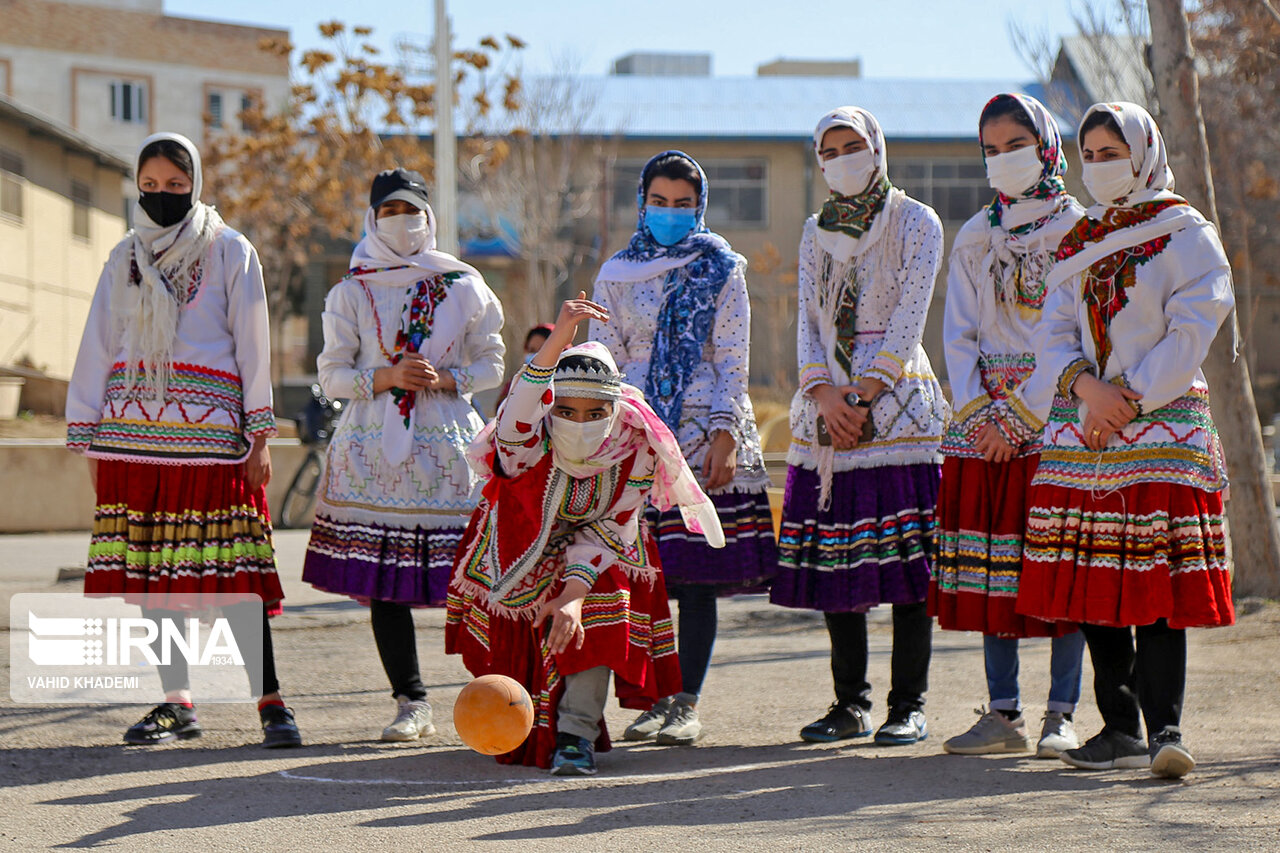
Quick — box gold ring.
[1091,429,1101,437]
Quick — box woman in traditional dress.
[1017,103,1235,780]
[590,150,777,746]
[446,296,724,775]
[929,94,1087,759]
[302,168,504,741]
[66,132,300,747]
[770,107,949,746]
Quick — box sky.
[162,0,1095,81]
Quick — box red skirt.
[85,459,283,612]
[445,563,681,769]
[929,455,1070,638]
[1017,481,1233,630]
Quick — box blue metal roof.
[526,76,1064,140]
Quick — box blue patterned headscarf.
[596,150,744,430]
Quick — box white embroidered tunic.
[314,275,504,528]
[941,205,1083,458]
[66,228,276,463]
[590,266,770,494]
[789,197,949,471]
[1030,213,1233,493]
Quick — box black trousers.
[669,583,718,698]
[145,601,279,698]
[370,599,428,701]
[825,601,931,713]
[1080,619,1185,740]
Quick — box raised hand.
[531,292,611,368]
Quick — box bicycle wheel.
[279,449,324,529]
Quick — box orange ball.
[453,674,535,755]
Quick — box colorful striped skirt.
[302,512,460,606]
[770,462,940,613]
[445,562,681,769]
[84,459,282,611]
[1016,481,1233,630]
[929,454,1070,638]
[649,490,778,590]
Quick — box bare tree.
[1010,1,1154,123]
[1146,0,1280,596]
[460,61,616,359]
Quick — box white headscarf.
[1047,102,1200,289]
[347,198,487,465]
[1080,101,1177,213]
[349,203,480,287]
[112,132,225,399]
[812,107,900,262]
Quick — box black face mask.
[138,191,193,227]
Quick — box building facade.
[0,0,290,172]
[0,94,129,380]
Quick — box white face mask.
[985,146,1044,197]
[1082,160,1138,205]
[821,149,877,197]
[549,415,615,462]
[378,212,429,256]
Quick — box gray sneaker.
[1036,711,1079,758]
[655,696,702,746]
[381,696,435,742]
[623,696,674,741]
[943,707,1030,755]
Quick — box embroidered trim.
[244,407,277,438]
[352,368,376,401]
[522,363,555,385]
[67,422,97,451]
[1058,358,1094,399]
[800,363,834,394]
[562,564,598,588]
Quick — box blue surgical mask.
[644,206,697,246]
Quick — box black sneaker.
[800,702,873,743]
[1060,728,1150,770]
[550,733,597,776]
[260,705,303,749]
[874,706,928,745]
[1149,727,1195,779]
[123,703,202,745]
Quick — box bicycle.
[278,384,344,529]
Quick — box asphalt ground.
[1,531,1278,851]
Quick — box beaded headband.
[553,361,622,402]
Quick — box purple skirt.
[649,490,778,590]
[302,512,460,606]
[770,463,940,613]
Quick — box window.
[109,81,147,125]
[0,148,22,221]
[71,179,92,240]
[889,158,991,224]
[611,158,769,229]
[207,92,223,129]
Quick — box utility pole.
[1146,0,1280,595]
[433,0,458,255]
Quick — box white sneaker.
[623,696,674,741]
[943,707,1030,755]
[656,698,702,746]
[1036,711,1079,759]
[381,696,434,742]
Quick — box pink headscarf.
[468,341,724,547]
